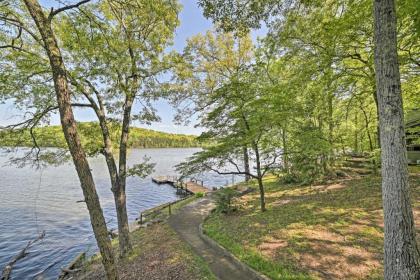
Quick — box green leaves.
[214,187,238,214]
[126,156,156,178]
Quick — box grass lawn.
[203,169,420,280]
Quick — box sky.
[0,0,266,135]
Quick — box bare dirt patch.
[258,236,289,258]
[265,227,381,280]
[65,224,214,280]
[309,183,347,192]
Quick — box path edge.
[198,221,271,280]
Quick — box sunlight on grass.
[204,174,420,280]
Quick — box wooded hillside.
[0,122,200,149]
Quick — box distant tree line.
[0,122,201,150]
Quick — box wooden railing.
[138,195,192,224]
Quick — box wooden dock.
[180,181,211,194]
[152,175,177,184]
[151,176,211,194]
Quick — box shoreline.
[59,194,203,280]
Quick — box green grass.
[204,172,420,280]
[140,195,199,224]
[172,195,200,212]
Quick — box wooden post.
[140,213,143,224]
[169,203,172,215]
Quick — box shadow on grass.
[204,174,420,280]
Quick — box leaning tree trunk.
[22,1,118,279]
[373,1,420,279]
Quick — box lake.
[0,148,239,279]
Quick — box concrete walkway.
[168,196,263,280]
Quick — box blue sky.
[0,0,265,135]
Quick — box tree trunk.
[281,128,289,174]
[76,80,131,258]
[359,100,378,174]
[243,146,250,181]
[372,83,381,149]
[116,91,135,257]
[373,1,420,279]
[354,113,359,153]
[113,186,130,256]
[256,176,266,212]
[252,142,266,212]
[96,105,129,258]
[327,91,334,169]
[22,1,118,279]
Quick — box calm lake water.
[0,148,238,280]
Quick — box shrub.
[195,192,205,198]
[214,188,238,214]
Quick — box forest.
[0,122,200,149]
[0,0,419,280]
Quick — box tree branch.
[48,0,91,20]
[203,163,258,179]
[1,231,45,280]
[262,153,280,177]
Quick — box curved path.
[168,196,265,280]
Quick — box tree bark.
[252,142,266,212]
[96,102,129,258]
[354,113,359,153]
[372,84,382,149]
[95,90,131,258]
[22,1,118,279]
[373,0,420,279]
[73,78,131,258]
[327,91,334,169]
[243,146,251,181]
[116,90,135,257]
[281,128,290,174]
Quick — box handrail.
[138,195,192,224]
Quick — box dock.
[152,175,177,184]
[151,175,211,194]
[180,181,211,194]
